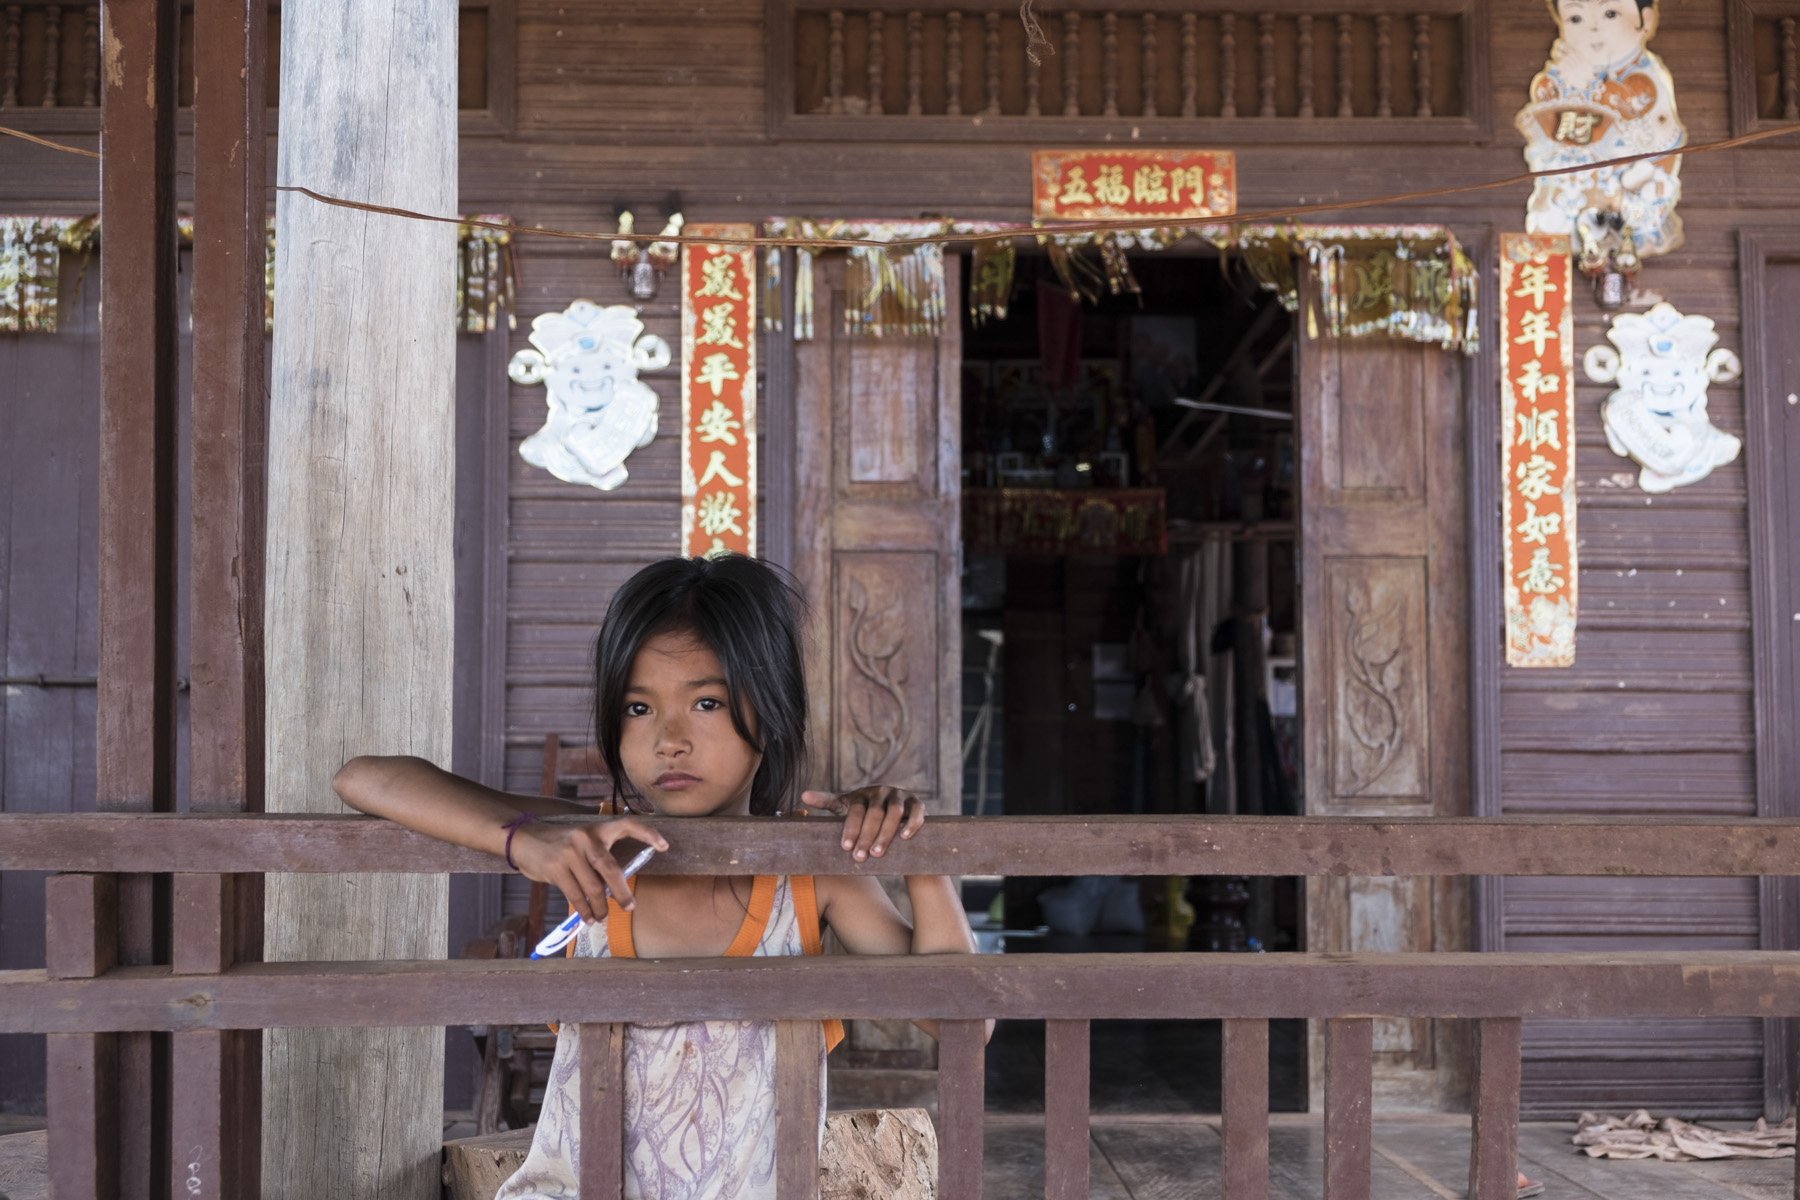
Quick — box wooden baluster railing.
[39,4,59,105]
[827,10,844,113]
[1336,14,1353,116]
[938,1020,987,1200]
[578,1023,627,1200]
[1375,13,1393,117]
[1257,12,1275,117]
[1219,13,1236,117]
[983,11,1000,114]
[1782,16,1798,120]
[1222,1018,1271,1200]
[1296,13,1313,118]
[1025,24,1041,115]
[906,10,922,114]
[1101,10,1118,115]
[1323,1018,1374,1200]
[1140,12,1156,117]
[1061,10,1079,115]
[1412,12,1432,116]
[45,873,119,1200]
[774,1021,823,1200]
[946,10,963,115]
[1179,12,1196,116]
[81,6,96,105]
[1,6,19,107]
[1468,1019,1523,1200]
[1044,1020,1090,1200]
[867,10,884,114]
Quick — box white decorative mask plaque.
[1583,302,1742,493]
[508,301,671,491]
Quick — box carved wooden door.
[791,254,962,1064]
[1297,276,1470,1109]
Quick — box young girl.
[332,554,979,1199]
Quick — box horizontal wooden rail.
[6,812,1800,876]
[4,950,1799,1034]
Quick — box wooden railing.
[771,0,1489,140]
[7,813,1800,1200]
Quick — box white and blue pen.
[530,845,658,959]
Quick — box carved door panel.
[1297,274,1470,1109]
[792,255,962,1066]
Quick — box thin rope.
[4,121,1797,252]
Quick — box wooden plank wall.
[2,0,1795,1117]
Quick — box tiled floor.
[980,1114,1796,1199]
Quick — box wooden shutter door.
[791,252,963,1064]
[1297,276,1471,1108]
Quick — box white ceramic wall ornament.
[508,301,671,491]
[1583,302,1742,493]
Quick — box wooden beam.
[936,1021,986,1200]
[264,1,457,1195]
[1467,1018,1522,1200]
[576,1024,625,1200]
[1042,1020,1090,1200]
[45,875,119,1200]
[773,1021,823,1200]
[6,951,1800,1033]
[1221,1018,1269,1200]
[11,813,1800,878]
[1323,1019,1373,1200]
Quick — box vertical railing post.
[1323,1018,1373,1200]
[79,0,183,1194]
[1222,1018,1270,1200]
[577,1023,627,1200]
[1043,1019,1090,1200]
[775,1020,824,1200]
[182,0,269,1189]
[937,1020,987,1200]
[1468,1018,1523,1200]
[45,873,120,1199]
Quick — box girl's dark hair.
[592,555,809,816]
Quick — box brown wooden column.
[263,3,457,1196]
[176,0,269,1191]
[55,0,183,1194]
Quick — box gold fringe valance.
[762,218,1478,354]
[2,213,517,334]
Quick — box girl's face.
[619,631,762,818]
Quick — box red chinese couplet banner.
[1499,232,1577,667]
[1032,149,1236,221]
[681,225,757,558]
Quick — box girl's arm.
[333,755,666,921]
[803,787,991,1041]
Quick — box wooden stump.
[444,1110,939,1200]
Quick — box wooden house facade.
[2,0,1798,1129]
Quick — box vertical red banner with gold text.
[681,225,757,558]
[1499,233,1577,667]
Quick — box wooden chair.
[462,734,612,1133]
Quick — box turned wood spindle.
[81,6,96,106]
[1782,17,1798,120]
[1219,13,1237,118]
[827,10,845,113]
[1375,13,1393,117]
[946,10,963,115]
[1141,12,1157,117]
[984,11,1001,115]
[39,4,60,106]
[0,6,19,109]
[867,10,884,114]
[1336,14,1353,117]
[906,10,922,115]
[1180,12,1197,116]
[1413,12,1432,117]
[1062,11,1080,116]
[1102,11,1118,116]
[1296,14,1313,118]
[1257,12,1275,117]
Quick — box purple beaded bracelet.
[501,812,539,871]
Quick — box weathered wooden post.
[263,4,457,1197]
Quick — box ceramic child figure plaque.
[508,301,671,491]
[1583,302,1743,493]
[1515,0,1686,260]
